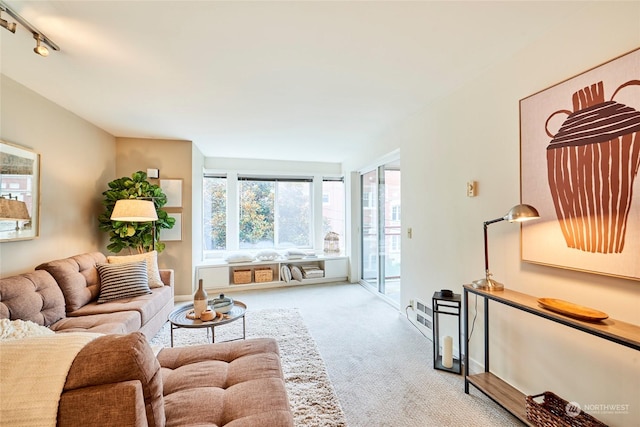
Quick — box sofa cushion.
[50,310,141,335]
[96,261,151,303]
[67,285,172,325]
[0,270,66,326]
[107,250,164,288]
[36,252,107,313]
[158,338,293,427]
[63,332,165,427]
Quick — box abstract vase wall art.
[520,48,640,280]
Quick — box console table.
[463,284,640,425]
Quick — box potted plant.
[98,171,175,254]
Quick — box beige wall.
[115,137,195,297]
[0,78,199,297]
[343,2,640,426]
[0,75,115,276]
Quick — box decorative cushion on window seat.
[256,249,280,261]
[224,252,255,263]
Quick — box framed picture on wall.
[160,179,182,208]
[160,213,182,241]
[0,141,40,242]
[520,47,640,280]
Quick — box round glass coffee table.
[168,301,247,347]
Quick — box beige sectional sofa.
[0,252,174,338]
[0,251,294,426]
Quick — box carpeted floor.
[150,308,347,427]
[223,283,522,427]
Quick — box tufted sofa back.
[36,252,107,314]
[0,270,66,326]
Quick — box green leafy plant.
[98,171,175,254]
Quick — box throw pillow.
[285,248,305,259]
[107,250,163,288]
[0,319,55,341]
[290,265,303,282]
[256,249,279,261]
[224,252,254,263]
[96,261,151,303]
[280,265,292,283]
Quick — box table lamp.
[472,204,540,291]
[0,194,31,230]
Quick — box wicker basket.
[525,392,607,427]
[254,267,273,283]
[232,269,252,284]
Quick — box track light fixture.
[33,34,48,56]
[0,8,16,33]
[0,1,59,56]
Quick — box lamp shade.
[111,199,157,222]
[504,204,540,223]
[0,198,30,221]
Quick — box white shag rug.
[150,308,347,427]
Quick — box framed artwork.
[160,213,182,241]
[0,141,40,242]
[520,48,640,280]
[160,179,182,208]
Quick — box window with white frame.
[203,174,344,258]
[238,176,312,249]
[322,178,345,253]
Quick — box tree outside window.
[203,176,227,250]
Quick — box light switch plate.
[466,181,477,197]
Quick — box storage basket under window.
[233,269,252,284]
[254,267,273,283]
[525,392,607,427]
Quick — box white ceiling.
[1,1,579,163]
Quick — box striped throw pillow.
[96,260,151,303]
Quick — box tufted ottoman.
[58,332,293,427]
[158,338,293,427]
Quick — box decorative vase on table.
[193,279,208,319]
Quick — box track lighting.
[0,1,59,56]
[33,34,48,57]
[0,8,16,33]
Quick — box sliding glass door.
[361,159,401,304]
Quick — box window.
[203,173,344,257]
[239,177,312,249]
[363,192,372,208]
[203,175,227,250]
[391,204,401,222]
[322,178,345,253]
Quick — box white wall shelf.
[196,256,349,292]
